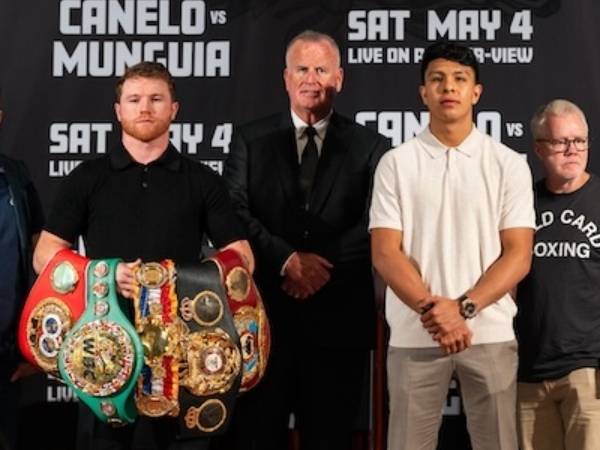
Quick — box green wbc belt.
[58,259,144,425]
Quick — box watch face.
[462,300,477,319]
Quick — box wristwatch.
[458,294,477,319]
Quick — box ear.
[533,142,545,161]
[283,67,291,92]
[335,67,344,93]
[472,83,483,105]
[114,103,121,122]
[419,84,428,107]
[171,101,179,120]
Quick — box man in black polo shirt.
[33,62,253,450]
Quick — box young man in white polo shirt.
[369,41,535,450]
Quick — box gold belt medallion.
[50,261,79,294]
[136,393,180,418]
[180,291,224,327]
[27,298,72,372]
[184,399,227,433]
[62,320,135,396]
[179,328,241,397]
[225,267,251,302]
[139,316,186,361]
[136,262,168,289]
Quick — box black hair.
[420,41,479,84]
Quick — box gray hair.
[285,30,341,68]
[530,99,588,140]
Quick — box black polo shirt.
[45,144,244,261]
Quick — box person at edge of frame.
[0,87,45,450]
[516,99,600,450]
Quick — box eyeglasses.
[536,137,590,154]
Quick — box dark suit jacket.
[223,112,389,350]
[0,154,43,362]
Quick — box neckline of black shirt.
[538,173,596,198]
[109,143,181,172]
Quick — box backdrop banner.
[1,1,596,449]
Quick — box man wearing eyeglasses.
[516,99,600,450]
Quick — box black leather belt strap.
[175,261,242,438]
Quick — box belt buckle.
[134,260,182,417]
[179,328,241,397]
[61,319,136,397]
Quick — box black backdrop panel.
[1,1,597,449]
[2,0,599,213]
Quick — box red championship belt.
[18,249,89,374]
[208,249,270,392]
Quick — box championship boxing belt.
[133,260,183,417]
[18,249,89,374]
[58,259,144,425]
[176,260,242,437]
[209,249,270,392]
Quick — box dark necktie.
[299,126,318,209]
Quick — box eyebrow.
[124,93,164,98]
[545,136,588,140]
[428,70,470,77]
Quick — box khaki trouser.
[387,341,518,450]
[518,367,600,450]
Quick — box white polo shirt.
[369,125,535,348]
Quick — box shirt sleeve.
[369,151,403,231]
[200,167,247,248]
[499,153,536,230]
[44,162,92,243]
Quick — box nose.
[442,78,456,93]
[564,141,577,156]
[304,69,318,83]
[139,97,152,111]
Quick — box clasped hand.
[281,252,333,300]
[419,296,472,354]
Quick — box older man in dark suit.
[221,30,389,450]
